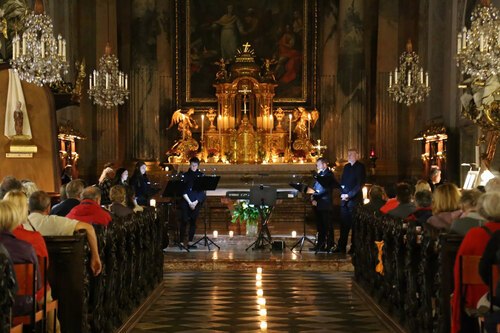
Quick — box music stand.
[246,185,277,251]
[191,175,221,251]
[162,179,189,252]
[289,182,316,252]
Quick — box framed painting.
[175,0,318,107]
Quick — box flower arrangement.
[230,201,260,225]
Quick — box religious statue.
[261,58,277,81]
[292,107,309,139]
[214,57,229,82]
[13,101,23,136]
[168,108,199,141]
[72,59,86,103]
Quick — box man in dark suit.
[311,157,338,252]
[50,179,84,216]
[180,157,206,249]
[338,148,366,254]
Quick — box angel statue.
[168,108,199,141]
[292,107,319,139]
[214,57,229,82]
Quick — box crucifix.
[242,42,251,53]
[238,85,252,117]
[314,139,327,158]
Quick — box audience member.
[380,183,399,214]
[450,189,485,235]
[387,183,417,219]
[363,185,387,214]
[0,176,22,199]
[98,166,115,206]
[51,179,84,216]
[109,185,134,217]
[426,183,462,231]
[66,187,112,226]
[452,191,500,333]
[479,232,500,333]
[428,166,442,192]
[406,190,433,226]
[20,180,38,198]
[25,191,102,276]
[415,179,432,193]
[125,186,143,213]
[130,161,153,206]
[59,183,68,201]
[485,177,500,193]
[113,168,129,186]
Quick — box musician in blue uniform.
[180,157,206,249]
[338,148,366,254]
[311,157,339,252]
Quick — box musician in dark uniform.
[180,157,206,249]
[311,157,338,252]
[338,148,366,254]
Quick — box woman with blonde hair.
[426,183,462,231]
[415,179,432,193]
[98,166,115,205]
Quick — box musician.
[180,157,206,249]
[311,157,338,252]
[338,148,366,254]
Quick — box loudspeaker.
[272,240,285,251]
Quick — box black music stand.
[246,185,277,251]
[289,182,316,253]
[162,179,189,252]
[191,175,221,251]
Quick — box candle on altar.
[269,115,273,134]
[308,113,311,139]
[289,114,292,141]
[201,114,204,138]
[218,116,222,152]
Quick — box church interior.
[1,0,500,332]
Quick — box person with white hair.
[485,177,500,193]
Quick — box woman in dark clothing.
[129,161,151,206]
[112,168,129,187]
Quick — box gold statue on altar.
[167,43,320,164]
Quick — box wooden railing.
[43,208,164,333]
[353,206,463,333]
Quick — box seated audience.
[415,179,432,193]
[387,183,417,219]
[452,191,500,333]
[0,200,41,316]
[113,167,129,187]
[25,191,101,276]
[0,176,22,199]
[485,177,500,193]
[20,180,38,198]
[428,166,442,192]
[98,166,115,206]
[405,190,433,226]
[126,186,143,213]
[109,185,134,217]
[450,189,485,235]
[363,185,387,214]
[479,230,500,333]
[51,179,84,216]
[66,187,112,226]
[426,183,462,231]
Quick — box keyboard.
[225,190,297,199]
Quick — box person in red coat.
[451,191,500,333]
[67,186,112,226]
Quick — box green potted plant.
[230,201,260,236]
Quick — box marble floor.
[129,271,393,333]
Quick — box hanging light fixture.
[387,39,430,106]
[10,0,68,86]
[456,0,500,82]
[88,0,129,109]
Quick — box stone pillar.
[335,0,367,161]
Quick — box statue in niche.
[168,108,199,140]
[214,58,229,82]
[13,101,23,136]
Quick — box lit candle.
[257,297,266,305]
[457,34,462,54]
[58,34,62,56]
[229,230,234,237]
[213,230,218,238]
[308,113,311,138]
[269,115,273,134]
[41,40,45,58]
[259,308,267,316]
[89,75,92,89]
[260,321,267,330]
[291,231,297,238]
[394,69,398,84]
[22,34,26,55]
[362,186,368,200]
[256,280,262,287]
[257,267,263,274]
[256,274,262,280]
[289,114,292,142]
[125,75,128,90]
[425,73,429,87]
[389,72,392,87]
[62,40,66,60]
[462,27,467,49]
[105,74,109,89]
[201,114,204,138]
[420,69,423,84]
[149,199,156,207]
[257,289,263,297]
[407,70,411,87]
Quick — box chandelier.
[88,0,129,109]
[456,0,500,82]
[10,0,68,86]
[387,40,430,106]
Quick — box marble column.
[335,0,367,161]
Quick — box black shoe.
[332,248,346,254]
[188,244,198,249]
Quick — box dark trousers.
[339,201,357,251]
[316,209,334,249]
[180,202,202,243]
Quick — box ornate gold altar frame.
[175,0,318,108]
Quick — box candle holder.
[207,108,217,132]
[274,107,285,132]
[369,151,378,175]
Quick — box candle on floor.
[256,274,262,281]
[256,280,262,288]
[291,231,297,238]
[213,230,218,238]
[259,308,267,316]
[260,321,268,330]
[257,267,263,274]
[229,230,234,237]
[149,199,156,207]
[257,297,266,306]
[257,289,263,297]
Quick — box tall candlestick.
[308,114,311,139]
[394,69,398,84]
[201,114,204,138]
[389,72,392,87]
[425,73,429,87]
[289,114,292,141]
[407,71,411,87]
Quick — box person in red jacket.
[451,191,500,333]
[67,186,112,226]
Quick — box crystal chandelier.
[456,0,500,82]
[88,0,128,109]
[88,43,129,108]
[388,39,430,106]
[10,0,68,86]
